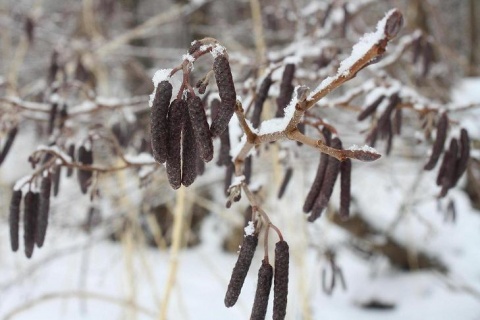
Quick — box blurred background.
[0,0,479,319]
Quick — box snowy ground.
[1,80,480,320]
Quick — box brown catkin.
[277,167,293,199]
[303,128,332,213]
[77,146,93,194]
[377,94,399,135]
[24,191,40,258]
[454,128,470,184]
[393,107,402,135]
[439,138,459,197]
[47,102,58,135]
[187,96,213,162]
[250,259,273,320]
[151,80,173,164]
[273,241,289,320]
[36,175,51,247]
[9,190,22,252]
[166,99,185,189]
[66,144,75,177]
[211,55,236,137]
[224,162,234,196]
[210,98,221,122]
[339,159,352,219]
[217,124,231,167]
[276,64,295,118]
[225,234,258,307]
[181,102,198,187]
[357,95,384,121]
[309,138,342,222]
[424,112,448,170]
[0,126,18,165]
[251,75,273,128]
[52,165,61,197]
[244,155,252,185]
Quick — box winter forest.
[0,0,479,319]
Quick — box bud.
[384,9,403,39]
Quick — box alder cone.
[424,112,448,171]
[273,241,289,320]
[36,176,52,247]
[182,103,198,187]
[250,259,273,320]
[9,190,22,252]
[211,55,236,137]
[24,191,40,258]
[166,99,185,189]
[151,80,173,164]
[225,234,258,307]
[77,146,93,194]
[187,96,213,162]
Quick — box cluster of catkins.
[225,230,289,320]
[423,112,470,197]
[150,53,236,189]
[302,128,351,221]
[8,143,93,258]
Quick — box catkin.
[244,156,252,185]
[0,126,18,165]
[309,138,342,222]
[377,94,399,135]
[24,191,40,258]
[217,124,231,166]
[276,64,295,118]
[182,102,198,187]
[225,234,258,307]
[36,176,51,247]
[66,144,75,177]
[77,146,93,194]
[151,80,173,164]
[47,102,58,135]
[393,108,402,135]
[357,95,384,121]
[166,99,184,189]
[52,165,61,197]
[211,55,236,137]
[9,190,22,252]
[424,112,448,170]
[250,259,273,320]
[339,159,352,219]
[273,241,289,320]
[187,96,213,162]
[224,162,234,196]
[454,128,470,184]
[277,167,293,199]
[251,75,273,128]
[303,128,331,213]
[439,138,459,198]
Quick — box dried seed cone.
[339,159,352,219]
[36,176,51,247]
[276,64,295,118]
[273,241,289,320]
[182,103,198,187]
[77,146,93,194]
[424,112,448,170]
[277,167,293,199]
[225,234,258,307]
[187,96,213,162]
[0,126,18,165]
[309,138,342,222]
[252,75,273,128]
[166,99,185,189]
[9,190,22,252]
[303,128,332,213]
[250,259,273,320]
[211,55,236,137]
[151,80,173,164]
[24,191,40,258]
[357,95,384,121]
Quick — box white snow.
[124,152,155,164]
[244,221,255,236]
[348,144,378,153]
[149,68,173,108]
[13,175,32,191]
